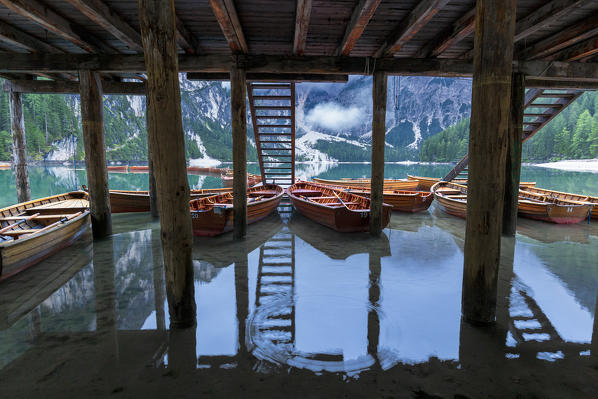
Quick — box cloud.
[305,102,364,131]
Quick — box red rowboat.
[287,181,392,232]
[189,184,284,236]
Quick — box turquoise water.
[0,163,597,397]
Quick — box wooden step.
[257,124,292,128]
[254,106,292,110]
[258,133,292,136]
[259,140,292,144]
[256,115,292,119]
[253,95,292,100]
[251,84,291,90]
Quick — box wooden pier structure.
[2,0,598,326]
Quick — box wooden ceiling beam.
[187,72,348,82]
[375,0,450,57]
[526,77,598,90]
[63,0,143,52]
[514,0,588,42]
[209,0,247,53]
[3,78,146,95]
[336,0,381,56]
[0,0,114,53]
[418,8,475,58]
[175,15,200,54]
[0,20,63,54]
[550,36,598,62]
[293,0,312,56]
[519,13,598,60]
[1,54,598,82]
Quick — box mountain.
[420,91,598,162]
[0,75,473,163]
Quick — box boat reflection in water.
[0,203,597,397]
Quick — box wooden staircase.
[248,82,296,186]
[443,88,585,182]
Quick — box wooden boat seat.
[249,190,277,196]
[292,189,322,197]
[2,229,41,237]
[446,195,468,198]
[0,214,73,222]
[210,203,233,207]
[438,189,462,195]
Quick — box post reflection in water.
[1,203,598,397]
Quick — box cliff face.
[12,75,473,163]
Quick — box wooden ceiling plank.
[3,78,146,95]
[519,13,598,60]
[551,36,598,62]
[375,0,451,57]
[514,0,588,42]
[293,0,312,56]
[187,72,348,82]
[0,0,112,53]
[419,8,475,58]
[64,0,143,52]
[336,0,381,56]
[209,0,247,53]
[175,15,200,54]
[0,19,63,54]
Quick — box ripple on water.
[246,293,401,376]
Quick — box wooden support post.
[79,70,112,238]
[503,73,525,236]
[231,64,247,239]
[369,70,387,236]
[138,0,195,327]
[368,252,381,366]
[9,90,30,203]
[463,0,516,325]
[152,229,166,331]
[146,96,158,219]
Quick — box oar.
[28,212,83,236]
[333,191,351,210]
[0,213,40,235]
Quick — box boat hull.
[287,182,392,232]
[0,193,91,281]
[517,201,590,224]
[434,195,467,218]
[521,186,598,220]
[191,186,283,236]
[313,177,419,191]
[109,188,233,213]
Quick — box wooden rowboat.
[129,165,149,173]
[519,186,598,220]
[0,163,10,170]
[431,181,468,219]
[107,165,128,173]
[221,172,262,188]
[108,188,234,213]
[0,192,90,282]
[189,184,284,236]
[409,175,536,191]
[312,177,419,191]
[517,189,591,224]
[287,181,392,232]
[311,183,433,213]
[432,181,591,224]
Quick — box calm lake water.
[0,163,597,397]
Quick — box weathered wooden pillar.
[9,89,30,203]
[79,70,112,238]
[152,229,166,331]
[138,0,195,327]
[503,73,525,236]
[231,64,247,239]
[146,95,159,219]
[462,0,517,324]
[367,253,381,367]
[369,70,387,236]
[592,293,598,366]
